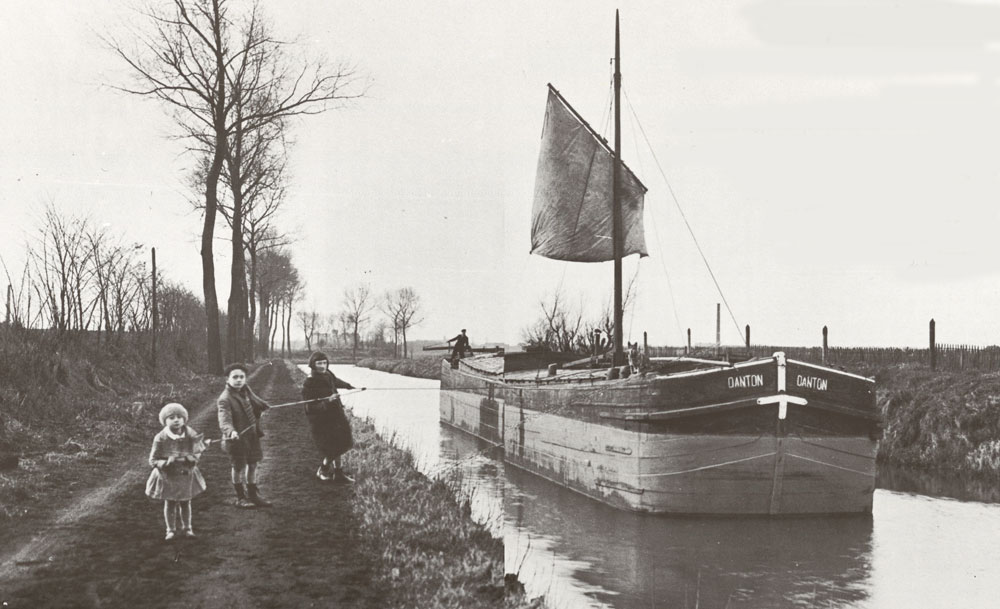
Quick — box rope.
[622,87,744,343]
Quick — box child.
[217,363,272,508]
[302,351,358,483]
[146,403,207,541]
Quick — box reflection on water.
[506,466,872,609]
[878,463,1000,504]
[334,365,1000,609]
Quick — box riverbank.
[0,347,539,607]
[875,365,1000,476]
[356,356,441,380]
[355,355,1000,477]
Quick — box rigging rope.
[622,87,745,343]
[625,101,685,344]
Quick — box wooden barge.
[440,351,878,514]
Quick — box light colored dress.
[145,426,207,501]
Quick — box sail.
[530,87,648,262]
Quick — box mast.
[612,10,624,367]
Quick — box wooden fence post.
[930,319,936,370]
[822,326,828,365]
[715,303,721,356]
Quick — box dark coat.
[302,370,354,459]
[217,384,269,462]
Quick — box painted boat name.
[727,374,764,389]
[796,375,828,391]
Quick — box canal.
[332,364,1000,609]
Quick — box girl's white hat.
[159,402,188,426]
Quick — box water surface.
[334,364,1000,609]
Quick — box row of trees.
[522,274,637,354]
[297,285,423,361]
[109,0,366,373]
[1,203,306,365]
[5,2,386,372]
[2,203,191,340]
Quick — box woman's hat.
[308,351,329,368]
[159,402,188,426]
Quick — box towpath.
[0,361,382,609]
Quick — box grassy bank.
[285,361,535,607]
[0,327,219,524]
[356,355,442,380]
[348,416,538,608]
[875,365,1000,475]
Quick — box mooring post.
[930,319,936,370]
[822,326,828,365]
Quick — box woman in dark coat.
[303,351,359,483]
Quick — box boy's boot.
[233,482,254,508]
[247,483,273,508]
[333,468,355,484]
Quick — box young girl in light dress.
[146,403,207,540]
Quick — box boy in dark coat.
[218,363,271,507]
[302,351,360,483]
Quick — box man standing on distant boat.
[447,329,472,360]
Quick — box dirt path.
[0,361,381,609]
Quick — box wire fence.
[647,343,1000,373]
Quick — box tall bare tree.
[383,287,422,358]
[109,0,365,370]
[108,0,236,373]
[341,284,372,363]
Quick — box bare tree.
[341,284,372,363]
[297,309,320,352]
[255,247,296,357]
[107,0,238,373]
[368,319,390,349]
[586,270,640,351]
[383,287,422,359]
[156,3,366,364]
[521,290,585,353]
[27,203,93,332]
[1,256,33,328]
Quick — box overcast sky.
[2,0,999,348]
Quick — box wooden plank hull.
[439,353,878,515]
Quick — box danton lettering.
[727,374,764,389]
[796,375,829,391]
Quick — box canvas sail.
[530,87,648,262]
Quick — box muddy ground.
[0,361,392,608]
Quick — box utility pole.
[151,248,158,371]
